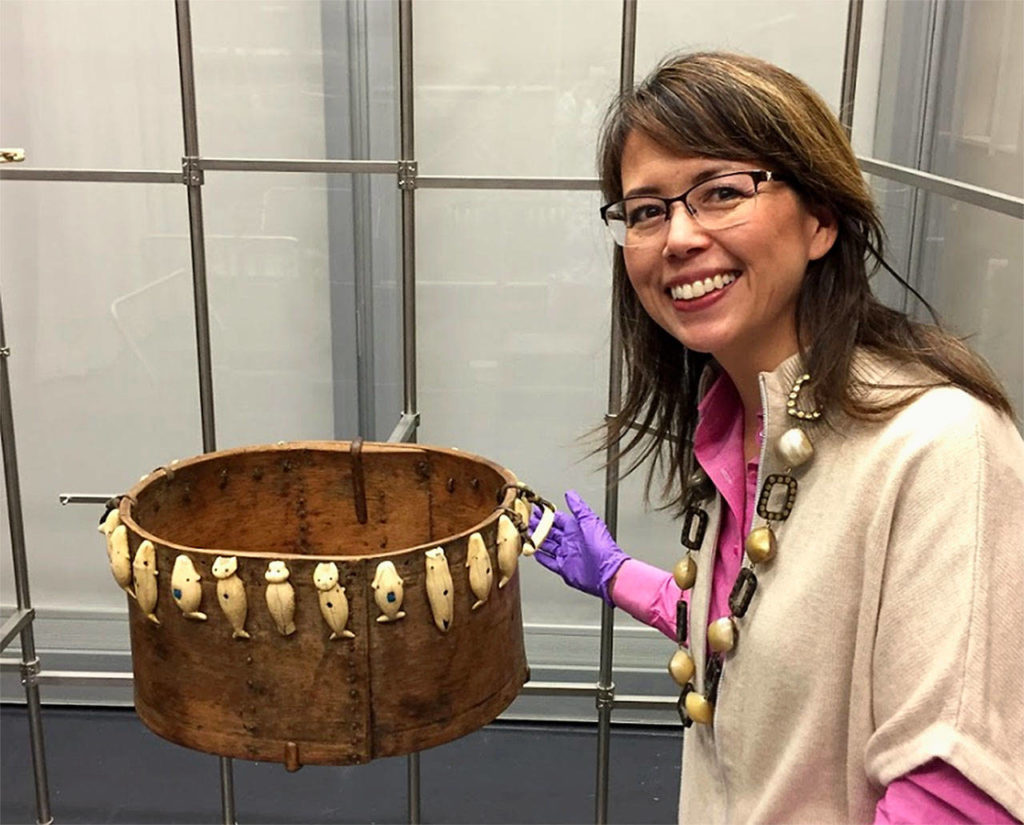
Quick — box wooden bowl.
[105,441,530,770]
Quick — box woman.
[531,52,1023,823]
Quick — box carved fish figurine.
[496,513,521,589]
[264,560,296,636]
[212,556,250,639]
[171,555,207,620]
[425,547,454,632]
[313,562,355,640]
[465,533,493,610]
[132,540,160,625]
[372,561,405,623]
[106,524,135,598]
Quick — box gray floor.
[1,705,681,824]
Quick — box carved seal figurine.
[212,556,250,639]
[372,561,406,623]
[264,560,296,636]
[424,547,454,632]
[171,555,207,620]
[313,562,355,640]
[132,540,160,625]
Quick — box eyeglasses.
[599,170,778,247]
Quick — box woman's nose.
[662,203,712,257]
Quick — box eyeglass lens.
[605,172,761,246]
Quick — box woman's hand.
[528,490,630,605]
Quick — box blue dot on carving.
[326,601,333,608]
[387,592,396,603]
[173,588,182,599]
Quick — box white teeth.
[670,273,738,302]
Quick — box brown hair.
[597,51,1013,511]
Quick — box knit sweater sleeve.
[863,390,1024,819]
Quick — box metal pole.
[595,4,636,824]
[397,0,417,430]
[397,1,421,821]
[0,287,54,824]
[839,0,865,135]
[175,0,217,456]
[174,2,232,821]
[348,0,377,439]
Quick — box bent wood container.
[113,441,529,770]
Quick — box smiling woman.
[530,51,1024,824]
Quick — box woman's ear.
[806,204,839,262]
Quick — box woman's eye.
[704,186,744,203]
[626,202,666,226]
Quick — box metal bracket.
[20,657,41,687]
[595,681,616,712]
[0,148,26,163]
[397,159,418,191]
[0,346,10,358]
[181,155,204,186]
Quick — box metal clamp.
[0,346,10,358]
[595,681,616,712]
[181,155,204,186]
[397,159,418,191]
[20,657,41,687]
[0,148,26,163]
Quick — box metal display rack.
[2,1,1023,823]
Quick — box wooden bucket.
[99,441,542,770]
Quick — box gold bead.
[745,525,777,564]
[776,427,814,468]
[672,554,697,590]
[707,616,736,653]
[668,649,695,686]
[684,690,714,725]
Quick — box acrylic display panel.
[0,182,198,611]
[188,0,397,162]
[415,188,614,627]
[414,0,622,177]
[0,0,181,170]
[634,0,849,109]
[200,171,400,448]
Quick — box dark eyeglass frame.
[599,169,779,232]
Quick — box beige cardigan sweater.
[679,352,1024,823]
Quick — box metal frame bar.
[1,289,54,824]
[3,161,1019,220]
[839,0,865,134]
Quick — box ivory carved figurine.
[425,547,454,632]
[372,561,406,623]
[264,561,297,636]
[132,540,160,625]
[313,562,355,640]
[104,522,135,598]
[496,513,521,589]
[171,555,207,620]
[212,556,250,639]
[465,533,493,610]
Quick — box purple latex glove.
[528,490,630,606]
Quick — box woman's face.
[618,130,837,374]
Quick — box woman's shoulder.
[846,349,1022,457]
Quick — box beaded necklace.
[669,373,821,726]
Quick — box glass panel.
[0,182,197,613]
[868,0,1023,197]
[635,1,849,110]
[201,171,400,447]
[415,188,612,631]
[414,0,621,177]
[189,0,397,162]
[0,0,181,169]
[915,191,1023,415]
